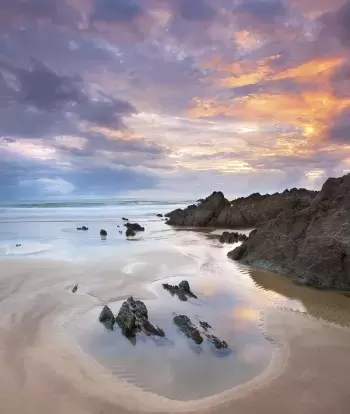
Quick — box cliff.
[228,174,350,289]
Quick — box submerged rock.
[157,214,163,217]
[122,217,129,221]
[125,222,145,232]
[206,334,228,350]
[77,226,89,231]
[173,315,203,344]
[99,305,115,330]
[72,284,78,293]
[115,297,164,338]
[199,321,212,331]
[162,280,197,301]
[126,228,136,237]
[100,229,107,237]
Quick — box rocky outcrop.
[219,231,248,243]
[166,189,317,228]
[156,214,163,217]
[166,192,230,226]
[115,297,164,338]
[125,222,145,232]
[162,280,198,301]
[228,174,350,289]
[99,305,115,330]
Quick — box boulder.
[99,305,115,330]
[228,174,350,289]
[126,228,136,237]
[162,280,197,301]
[115,297,164,338]
[72,284,78,293]
[122,217,129,221]
[100,229,107,237]
[173,315,203,344]
[77,226,88,231]
[157,214,163,217]
[125,222,145,232]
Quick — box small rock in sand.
[100,229,107,237]
[157,214,163,217]
[122,217,129,221]
[72,284,78,293]
[15,244,22,248]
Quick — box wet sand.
[1,256,350,414]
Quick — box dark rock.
[115,302,136,337]
[166,189,317,228]
[126,228,136,237]
[100,229,107,237]
[117,225,120,228]
[77,225,88,231]
[119,230,123,234]
[72,284,78,293]
[125,222,145,232]
[122,217,129,221]
[227,244,246,260]
[206,334,228,349]
[115,297,164,338]
[162,280,197,301]
[157,214,163,217]
[197,198,204,203]
[228,173,350,289]
[219,231,246,243]
[199,321,212,331]
[15,244,21,247]
[173,315,203,344]
[99,305,115,330]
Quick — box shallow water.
[1,200,350,405]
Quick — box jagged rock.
[228,174,350,289]
[206,334,228,350]
[72,284,78,293]
[100,229,107,237]
[173,315,203,344]
[199,321,211,331]
[166,189,317,228]
[125,222,145,232]
[115,297,164,338]
[162,280,197,301]
[218,231,247,243]
[157,214,163,217]
[126,228,136,237]
[99,305,115,330]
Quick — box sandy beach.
[1,256,350,414]
[1,203,350,414]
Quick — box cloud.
[235,0,287,23]
[91,0,143,23]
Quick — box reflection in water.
[248,267,350,327]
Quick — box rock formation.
[166,189,317,228]
[124,222,145,232]
[162,280,198,301]
[100,229,107,237]
[228,174,350,289]
[126,228,136,237]
[99,305,115,330]
[173,315,203,344]
[115,297,164,338]
[219,231,248,243]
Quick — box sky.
[1,0,350,200]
